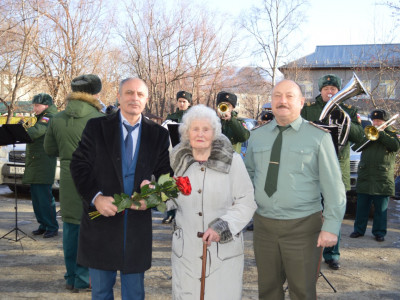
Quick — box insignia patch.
[356,113,361,124]
[309,121,330,133]
[226,95,229,99]
[40,116,49,123]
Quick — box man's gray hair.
[179,104,222,143]
[118,78,148,95]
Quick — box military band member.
[22,93,59,238]
[166,90,192,123]
[215,91,250,153]
[162,90,192,224]
[350,109,400,242]
[301,74,364,270]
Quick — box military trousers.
[253,211,322,300]
[63,222,90,289]
[354,193,389,237]
[30,184,58,232]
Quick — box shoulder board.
[309,121,330,133]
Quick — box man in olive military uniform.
[216,91,250,153]
[166,90,192,123]
[350,109,400,242]
[22,93,59,238]
[162,91,192,224]
[301,74,364,270]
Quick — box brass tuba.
[217,102,230,118]
[319,73,369,152]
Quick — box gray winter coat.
[169,135,256,300]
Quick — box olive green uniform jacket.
[22,105,58,184]
[166,108,188,123]
[352,126,400,196]
[301,95,364,190]
[44,92,103,225]
[221,111,250,153]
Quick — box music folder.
[167,123,181,147]
[0,124,32,146]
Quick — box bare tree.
[241,0,308,87]
[31,0,113,107]
[0,0,40,122]
[120,0,241,118]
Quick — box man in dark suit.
[70,78,172,300]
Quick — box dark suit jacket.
[70,111,171,273]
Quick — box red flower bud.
[175,176,191,195]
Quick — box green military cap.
[370,109,389,121]
[176,91,192,104]
[216,91,237,108]
[32,93,53,105]
[318,74,342,91]
[71,74,102,95]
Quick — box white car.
[0,144,60,193]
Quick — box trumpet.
[217,102,230,118]
[20,117,37,129]
[319,73,368,152]
[354,114,399,152]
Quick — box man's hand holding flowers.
[89,174,191,219]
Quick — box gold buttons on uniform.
[197,189,202,193]
[198,212,203,216]
[201,167,205,171]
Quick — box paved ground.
[0,185,400,299]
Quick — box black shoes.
[375,235,385,242]
[246,223,254,231]
[43,230,58,238]
[162,216,174,224]
[350,232,364,238]
[32,228,46,236]
[325,259,340,270]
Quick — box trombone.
[354,114,399,152]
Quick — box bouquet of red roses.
[89,173,191,220]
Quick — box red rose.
[175,176,191,195]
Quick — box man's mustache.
[277,105,289,109]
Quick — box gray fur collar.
[170,135,234,176]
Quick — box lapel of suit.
[102,112,124,188]
[135,116,152,180]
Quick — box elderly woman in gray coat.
[168,104,256,300]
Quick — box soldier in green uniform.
[162,90,192,224]
[22,93,59,238]
[166,90,192,123]
[350,109,400,242]
[216,91,250,153]
[301,74,364,270]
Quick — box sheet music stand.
[167,123,181,147]
[0,124,35,242]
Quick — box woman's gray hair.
[179,104,222,143]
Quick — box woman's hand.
[202,228,220,246]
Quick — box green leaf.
[145,193,161,208]
[161,192,169,202]
[117,195,133,212]
[157,173,172,185]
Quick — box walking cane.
[197,232,207,300]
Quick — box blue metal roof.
[279,44,400,69]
